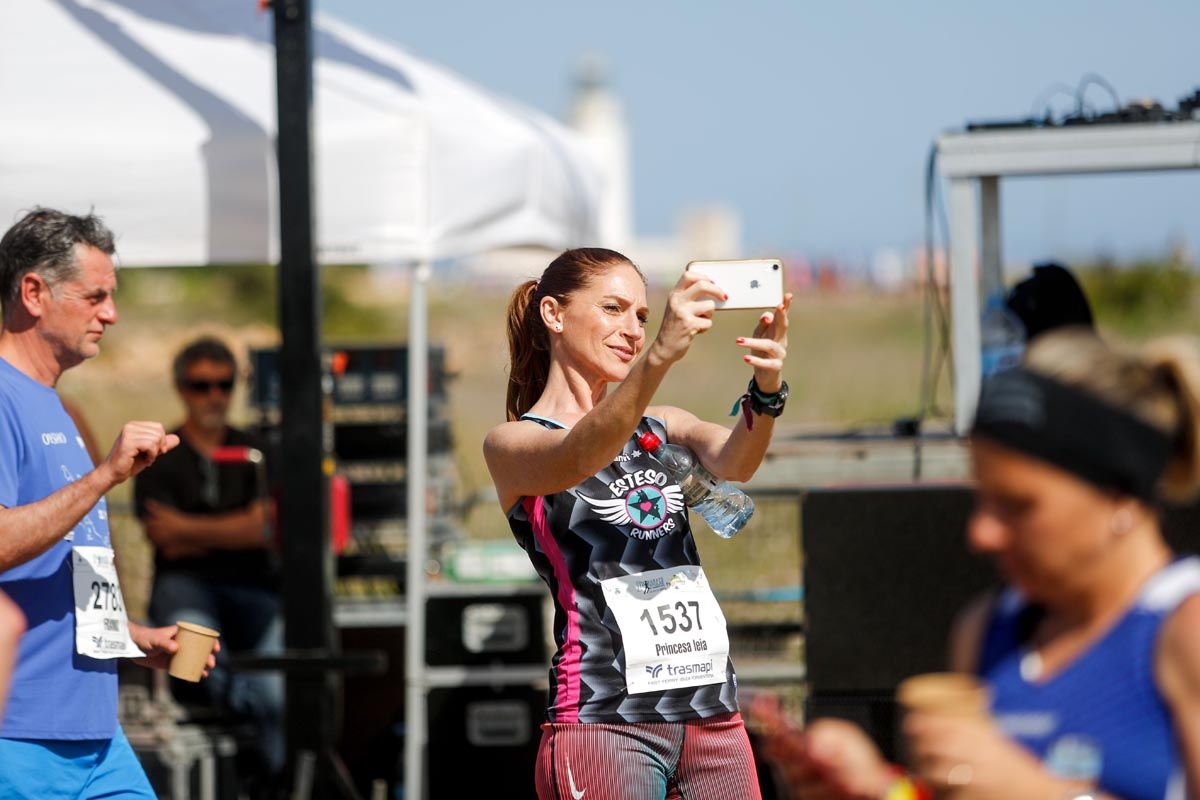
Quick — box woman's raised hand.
[648,270,727,366]
[737,293,791,393]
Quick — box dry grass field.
[65,261,1199,618]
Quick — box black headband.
[971,367,1174,503]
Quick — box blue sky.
[322,1,1198,264]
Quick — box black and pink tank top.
[506,414,739,723]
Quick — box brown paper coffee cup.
[169,621,220,683]
[896,672,989,718]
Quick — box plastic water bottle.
[980,291,1025,378]
[638,432,755,538]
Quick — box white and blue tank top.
[979,557,1200,800]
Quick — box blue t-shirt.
[979,557,1200,800]
[0,357,117,740]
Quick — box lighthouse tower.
[569,57,634,249]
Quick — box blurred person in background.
[768,329,1200,800]
[0,207,217,798]
[1006,261,1095,342]
[484,248,792,799]
[134,336,283,778]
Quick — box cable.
[912,141,940,479]
[1030,81,1077,123]
[925,143,955,417]
[1075,73,1121,117]
[912,143,940,479]
[911,138,958,480]
[931,150,955,411]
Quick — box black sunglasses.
[182,379,235,394]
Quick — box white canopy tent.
[1,2,601,797]
[0,0,598,263]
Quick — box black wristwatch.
[747,378,788,417]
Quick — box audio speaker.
[427,684,542,799]
[337,625,406,794]
[803,484,990,691]
[426,587,548,667]
[801,484,992,758]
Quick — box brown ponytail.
[504,247,644,421]
[1142,338,1200,501]
[1025,330,1200,502]
[505,279,549,422]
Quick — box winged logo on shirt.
[579,484,684,532]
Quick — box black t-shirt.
[134,426,277,588]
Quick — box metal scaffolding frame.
[937,120,1200,432]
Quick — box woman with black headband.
[779,329,1200,800]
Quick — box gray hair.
[0,207,116,321]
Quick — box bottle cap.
[637,432,662,452]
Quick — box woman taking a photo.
[484,248,791,800]
[780,330,1200,800]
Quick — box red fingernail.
[724,294,729,301]
[736,337,745,343]
[743,355,752,363]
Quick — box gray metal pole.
[979,176,1003,300]
[272,0,337,776]
[948,176,981,433]
[404,260,431,799]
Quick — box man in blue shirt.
[0,207,218,797]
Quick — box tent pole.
[273,3,357,797]
[405,259,432,800]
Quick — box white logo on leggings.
[567,756,586,800]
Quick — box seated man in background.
[134,336,284,778]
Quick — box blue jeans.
[149,572,284,775]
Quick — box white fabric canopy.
[1,5,603,795]
[0,0,600,265]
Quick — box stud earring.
[1111,507,1135,536]
[555,324,562,332]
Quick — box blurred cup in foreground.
[169,621,220,683]
[896,672,990,718]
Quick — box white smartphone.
[685,259,785,310]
